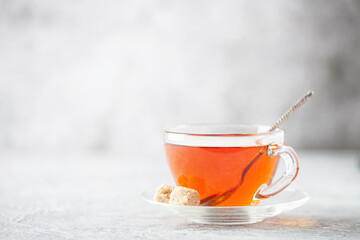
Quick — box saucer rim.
[142,188,310,209]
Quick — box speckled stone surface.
[0,151,359,239]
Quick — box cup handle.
[254,144,299,199]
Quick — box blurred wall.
[0,0,359,157]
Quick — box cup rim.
[164,124,284,147]
[164,124,283,136]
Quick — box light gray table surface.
[0,151,359,239]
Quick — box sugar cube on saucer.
[154,184,175,203]
[169,186,200,206]
[154,184,200,206]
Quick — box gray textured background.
[0,0,359,157]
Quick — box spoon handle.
[269,90,314,132]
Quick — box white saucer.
[142,188,310,225]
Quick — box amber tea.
[165,144,279,206]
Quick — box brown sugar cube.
[169,186,200,206]
[154,184,175,203]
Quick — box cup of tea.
[164,124,299,206]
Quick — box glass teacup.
[164,124,299,206]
